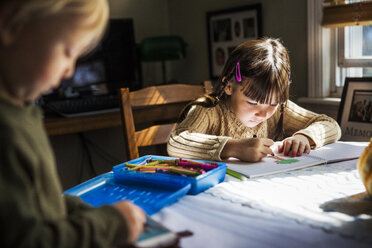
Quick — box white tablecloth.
[152,157,372,247]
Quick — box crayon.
[168,167,201,177]
[128,165,145,171]
[128,164,175,169]
[183,167,206,174]
[128,161,161,171]
[145,160,162,166]
[178,160,217,170]
[143,165,175,169]
[155,168,175,175]
[125,163,139,168]
[139,168,157,172]
[179,158,218,167]
[226,168,248,181]
[151,159,178,165]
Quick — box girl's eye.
[247,101,258,106]
[270,103,279,107]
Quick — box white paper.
[226,141,368,178]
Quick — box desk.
[150,143,371,248]
[43,101,187,136]
[43,111,122,136]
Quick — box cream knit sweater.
[167,100,341,161]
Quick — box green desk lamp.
[140,36,187,83]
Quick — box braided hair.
[179,37,291,141]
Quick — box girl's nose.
[255,107,268,118]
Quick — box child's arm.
[65,195,145,244]
[221,137,274,162]
[281,100,341,149]
[167,105,231,161]
[168,130,232,161]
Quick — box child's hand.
[222,138,274,162]
[113,201,146,243]
[278,134,311,157]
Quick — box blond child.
[0,0,145,247]
[168,38,341,162]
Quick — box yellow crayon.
[125,163,139,168]
[128,165,145,171]
[145,160,162,166]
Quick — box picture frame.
[337,77,372,141]
[206,4,262,80]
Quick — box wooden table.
[44,111,122,136]
[43,101,187,136]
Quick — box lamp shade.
[322,0,372,27]
[140,36,187,62]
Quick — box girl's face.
[0,14,99,104]
[225,82,279,127]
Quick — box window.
[307,0,372,98]
[338,25,372,84]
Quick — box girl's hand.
[222,138,274,162]
[113,201,146,243]
[278,134,311,157]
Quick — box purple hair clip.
[236,61,242,82]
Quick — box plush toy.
[357,138,372,195]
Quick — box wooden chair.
[120,82,213,160]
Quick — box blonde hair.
[1,0,109,50]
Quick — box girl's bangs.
[240,75,289,105]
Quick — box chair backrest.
[120,82,213,160]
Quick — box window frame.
[338,27,372,67]
[307,0,336,98]
[307,0,372,99]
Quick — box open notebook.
[226,141,368,179]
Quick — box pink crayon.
[178,160,217,170]
[179,158,218,167]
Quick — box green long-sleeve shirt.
[0,99,129,247]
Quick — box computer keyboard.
[45,95,120,117]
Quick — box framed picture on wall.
[337,77,372,141]
[206,4,262,80]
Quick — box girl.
[168,38,341,162]
[0,0,145,247]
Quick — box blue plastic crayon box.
[64,155,227,215]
